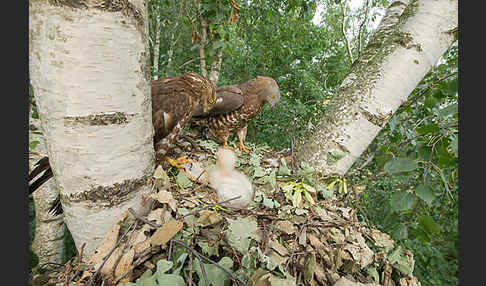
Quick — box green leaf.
[212,40,226,50]
[393,225,408,240]
[155,260,173,274]
[29,140,40,149]
[418,215,440,236]
[384,157,418,174]
[438,103,458,118]
[302,183,316,193]
[268,170,277,189]
[450,135,458,157]
[226,217,258,254]
[390,191,417,212]
[302,190,315,205]
[253,166,267,178]
[416,124,440,134]
[192,257,233,286]
[415,184,436,206]
[175,170,193,188]
[446,77,458,95]
[291,190,302,208]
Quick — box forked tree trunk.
[29,115,65,264]
[296,0,458,175]
[29,0,155,256]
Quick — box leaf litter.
[32,138,421,286]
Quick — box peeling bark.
[29,0,154,256]
[296,0,458,175]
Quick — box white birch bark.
[29,115,65,264]
[208,50,223,85]
[296,0,458,175]
[29,0,155,256]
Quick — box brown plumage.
[28,72,216,215]
[192,76,280,152]
[152,72,216,160]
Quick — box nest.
[29,136,421,286]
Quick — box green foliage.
[120,260,186,286]
[352,43,458,286]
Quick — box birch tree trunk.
[29,115,65,264]
[29,0,155,256]
[208,50,223,85]
[296,0,458,175]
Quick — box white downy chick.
[208,148,253,208]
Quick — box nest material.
[29,137,420,286]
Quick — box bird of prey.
[28,72,216,215]
[152,72,216,167]
[192,76,280,153]
[208,148,253,208]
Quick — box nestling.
[208,148,254,208]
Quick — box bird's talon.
[167,156,192,169]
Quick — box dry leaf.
[150,220,183,246]
[147,208,165,226]
[299,227,307,246]
[307,233,325,249]
[88,216,124,269]
[268,239,289,256]
[197,210,222,227]
[275,220,297,234]
[100,247,123,278]
[114,248,135,283]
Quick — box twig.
[199,259,210,286]
[340,1,354,64]
[357,0,371,58]
[182,195,242,218]
[128,208,158,228]
[398,72,457,112]
[189,252,194,286]
[68,243,86,285]
[86,219,137,286]
[171,239,246,286]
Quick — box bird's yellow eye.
[209,98,214,103]
[269,93,275,99]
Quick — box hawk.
[28,72,216,215]
[152,72,216,166]
[192,76,280,153]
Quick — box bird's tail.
[28,156,63,215]
[29,156,52,195]
[216,148,236,174]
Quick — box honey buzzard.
[152,72,216,166]
[192,76,280,153]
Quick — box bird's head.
[183,73,217,113]
[256,76,280,111]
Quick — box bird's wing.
[192,85,244,118]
